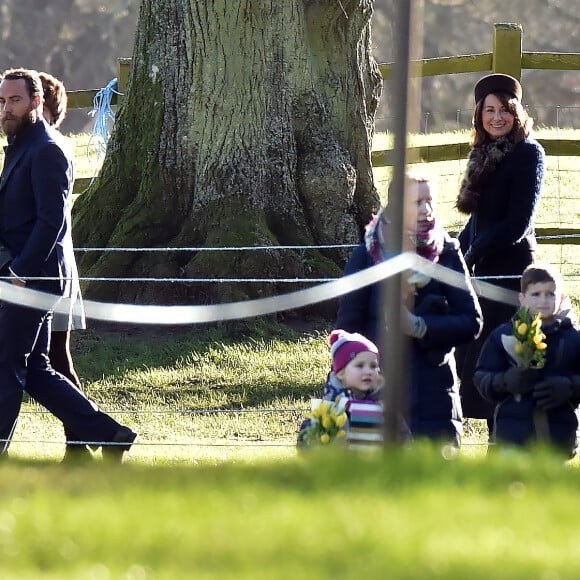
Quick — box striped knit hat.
[329,329,379,373]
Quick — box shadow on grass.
[70,317,332,410]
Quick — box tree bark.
[73,0,382,306]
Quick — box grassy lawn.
[10,322,328,462]
[2,443,580,578]
[10,321,491,465]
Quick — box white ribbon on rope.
[0,252,518,325]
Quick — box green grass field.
[3,443,580,578]
[10,323,326,464]
[1,130,580,577]
[10,322,492,465]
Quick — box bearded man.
[0,68,136,461]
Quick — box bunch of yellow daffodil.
[512,307,547,369]
[301,397,348,447]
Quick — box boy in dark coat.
[474,264,580,456]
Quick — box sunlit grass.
[9,321,491,466]
[67,131,105,177]
[2,446,580,578]
[10,323,331,464]
[2,323,577,577]
[0,132,102,179]
[372,127,580,151]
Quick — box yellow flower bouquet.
[500,307,547,401]
[299,396,348,448]
[501,307,547,370]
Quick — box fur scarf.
[456,136,515,214]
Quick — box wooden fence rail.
[373,22,580,169]
[371,138,580,167]
[67,57,131,110]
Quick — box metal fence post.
[382,0,424,445]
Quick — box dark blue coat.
[336,235,483,444]
[457,138,545,278]
[457,138,545,420]
[474,316,580,455]
[0,120,75,296]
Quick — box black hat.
[474,73,522,104]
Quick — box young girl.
[297,330,411,447]
[323,329,383,402]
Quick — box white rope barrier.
[0,253,411,323]
[0,251,519,324]
[75,244,358,252]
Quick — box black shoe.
[62,445,94,464]
[102,427,137,464]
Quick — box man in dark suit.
[0,68,137,461]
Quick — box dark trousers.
[0,300,121,454]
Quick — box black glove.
[463,249,475,272]
[496,367,534,398]
[532,377,573,410]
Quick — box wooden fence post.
[492,22,522,79]
[117,57,132,98]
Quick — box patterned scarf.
[456,136,515,214]
[364,210,445,265]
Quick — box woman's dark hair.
[39,72,67,129]
[471,92,534,147]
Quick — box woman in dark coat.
[454,73,545,430]
[336,175,482,445]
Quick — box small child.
[323,329,383,403]
[297,329,411,448]
[474,263,580,456]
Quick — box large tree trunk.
[73,0,382,306]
